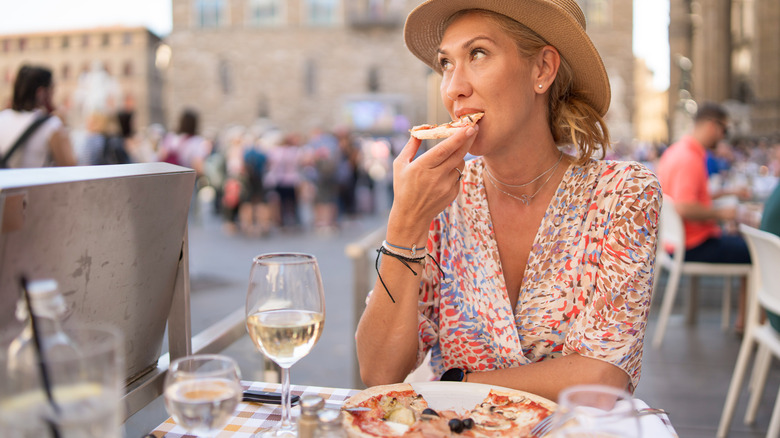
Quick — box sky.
[0,0,670,90]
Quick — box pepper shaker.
[297,395,324,438]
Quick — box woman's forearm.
[466,354,630,402]
[355,252,426,387]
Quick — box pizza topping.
[421,408,439,417]
[386,406,416,426]
[448,418,465,433]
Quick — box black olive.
[462,418,474,429]
[422,408,439,417]
[448,418,464,433]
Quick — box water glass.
[548,384,641,438]
[164,354,243,437]
[0,325,124,438]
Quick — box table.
[147,381,678,437]
[147,382,358,438]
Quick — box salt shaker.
[297,395,325,438]
[315,408,347,438]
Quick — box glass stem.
[280,366,292,430]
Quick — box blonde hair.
[444,10,610,163]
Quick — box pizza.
[341,383,555,437]
[410,113,484,140]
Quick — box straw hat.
[404,0,611,116]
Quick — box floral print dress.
[417,157,661,390]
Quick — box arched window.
[248,0,283,26]
[196,0,227,28]
[304,59,317,97]
[578,0,611,29]
[305,0,339,26]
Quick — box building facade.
[166,0,636,142]
[0,26,164,131]
[668,0,780,139]
[166,0,427,136]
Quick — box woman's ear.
[533,45,561,93]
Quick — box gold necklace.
[484,153,563,205]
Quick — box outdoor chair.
[717,225,780,438]
[651,196,752,348]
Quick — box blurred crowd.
[67,105,780,239]
[70,107,400,237]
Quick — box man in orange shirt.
[656,102,751,329]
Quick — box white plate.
[409,381,555,413]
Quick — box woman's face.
[438,12,539,156]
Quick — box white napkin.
[634,399,679,438]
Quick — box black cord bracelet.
[374,246,444,304]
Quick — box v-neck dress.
[417,157,661,390]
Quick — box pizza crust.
[410,113,484,140]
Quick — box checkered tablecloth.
[148,381,359,438]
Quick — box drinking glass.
[163,354,242,437]
[548,384,641,438]
[0,325,124,438]
[245,253,326,437]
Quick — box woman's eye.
[471,49,486,60]
[439,58,452,71]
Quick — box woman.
[356,0,661,401]
[0,65,75,167]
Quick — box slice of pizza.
[342,383,429,437]
[410,112,484,140]
[467,389,555,437]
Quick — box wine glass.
[245,253,326,437]
[163,354,242,437]
[548,384,641,438]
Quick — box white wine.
[0,382,120,438]
[246,309,324,368]
[164,378,240,436]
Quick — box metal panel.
[0,163,195,384]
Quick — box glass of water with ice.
[164,354,243,437]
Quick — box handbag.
[0,114,53,168]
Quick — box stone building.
[166,0,636,141]
[0,26,164,131]
[668,0,780,139]
[165,0,427,136]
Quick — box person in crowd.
[0,65,76,167]
[656,102,752,331]
[160,108,212,175]
[264,133,304,230]
[307,128,340,232]
[356,0,661,401]
[240,134,270,237]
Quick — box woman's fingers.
[421,125,478,170]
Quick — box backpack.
[99,136,131,165]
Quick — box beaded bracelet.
[383,240,426,258]
[382,240,427,259]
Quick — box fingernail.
[465,126,476,137]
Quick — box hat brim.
[404,0,611,117]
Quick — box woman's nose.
[443,67,472,102]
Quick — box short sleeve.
[661,149,706,204]
[563,164,661,390]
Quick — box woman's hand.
[388,125,478,241]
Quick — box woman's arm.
[49,128,76,166]
[356,126,478,387]
[467,354,629,402]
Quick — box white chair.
[717,225,780,437]
[652,197,752,348]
